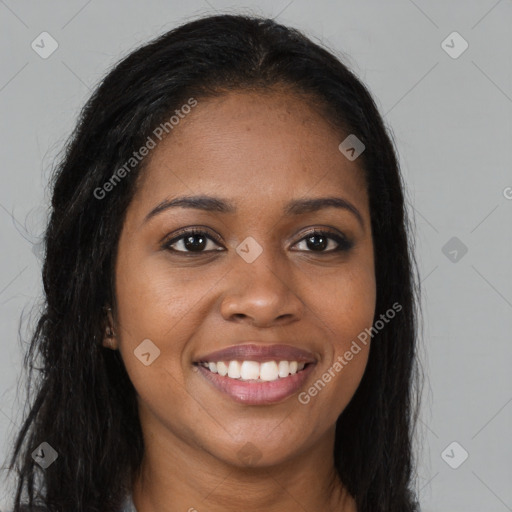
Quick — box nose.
[219,253,304,328]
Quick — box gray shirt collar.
[120,492,138,512]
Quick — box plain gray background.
[1,1,511,511]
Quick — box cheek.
[330,273,376,344]
[113,258,207,419]
[302,255,376,346]
[113,249,216,393]
[299,257,376,405]
[115,249,209,339]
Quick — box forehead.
[132,89,368,217]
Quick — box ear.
[102,307,118,350]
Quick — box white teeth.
[260,361,279,381]
[199,360,308,381]
[227,360,241,379]
[278,360,289,378]
[216,361,228,377]
[240,361,260,380]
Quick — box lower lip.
[195,363,316,405]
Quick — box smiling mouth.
[194,359,316,405]
[194,360,311,382]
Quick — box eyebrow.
[143,194,365,230]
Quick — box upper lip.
[194,343,317,364]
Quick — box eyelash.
[162,227,353,255]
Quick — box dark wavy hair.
[5,13,423,512]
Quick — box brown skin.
[104,89,376,512]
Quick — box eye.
[162,228,224,253]
[292,229,353,253]
[162,227,353,255]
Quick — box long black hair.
[5,13,422,512]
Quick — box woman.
[7,13,422,512]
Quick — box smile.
[198,360,307,381]
[194,360,316,405]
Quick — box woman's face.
[109,89,376,468]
